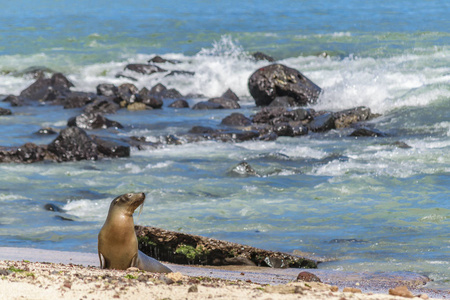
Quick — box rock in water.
[248,64,321,106]
[124,64,166,75]
[0,108,12,115]
[229,161,258,177]
[169,99,189,108]
[47,127,98,162]
[67,112,123,130]
[221,113,252,126]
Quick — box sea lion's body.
[98,193,172,273]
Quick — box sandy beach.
[0,247,447,300]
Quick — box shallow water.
[0,0,449,290]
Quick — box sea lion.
[98,192,172,273]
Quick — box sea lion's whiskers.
[136,202,144,223]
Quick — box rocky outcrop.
[228,161,258,177]
[96,83,118,97]
[2,95,24,107]
[248,64,321,106]
[91,136,130,158]
[124,63,167,75]
[137,87,163,108]
[251,51,275,62]
[147,55,181,64]
[221,113,252,126]
[251,106,376,136]
[350,127,388,137]
[67,112,123,130]
[0,143,48,163]
[83,97,120,114]
[60,92,97,109]
[221,88,239,101]
[149,83,183,100]
[135,225,319,268]
[168,99,189,108]
[165,70,195,77]
[207,97,240,109]
[192,101,224,110]
[19,73,74,102]
[0,107,12,115]
[47,127,99,162]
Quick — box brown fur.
[98,193,172,273]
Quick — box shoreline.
[0,247,447,299]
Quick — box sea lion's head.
[109,192,145,216]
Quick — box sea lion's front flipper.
[99,252,106,269]
[130,253,139,268]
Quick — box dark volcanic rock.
[67,112,123,130]
[83,97,120,114]
[62,92,97,109]
[136,225,318,268]
[20,73,73,101]
[19,77,51,100]
[207,97,240,109]
[44,203,65,212]
[13,66,55,79]
[51,73,74,90]
[149,83,183,100]
[350,127,388,137]
[150,83,167,94]
[308,113,335,132]
[292,124,309,136]
[292,108,314,121]
[189,126,216,134]
[116,83,138,105]
[96,83,118,97]
[333,106,372,129]
[47,127,98,162]
[221,113,252,127]
[273,122,294,137]
[164,88,183,99]
[221,88,240,101]
[252,107,294,125]
[115,73,138,82]
[212,130,260,142]
[125,63,167,75]
[137,87,163,108]
[188,126,259,142]
[0,107,12,115]
[229,161,258,177]
[0,143,48,163]
[148,55,180,64]
[392,141,412,149]
[248,64,321,106]
[268,96,296,108]
[252,51,275,62]
[168,99,189,108]
[2,95,24,107]
[35,128,57,135]
[91,136,130,158]
[192,101,224,110]
[164,70,195,77]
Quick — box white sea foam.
[1,38,448,118]
[63,199,109,221]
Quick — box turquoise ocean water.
[0,0,449,290]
